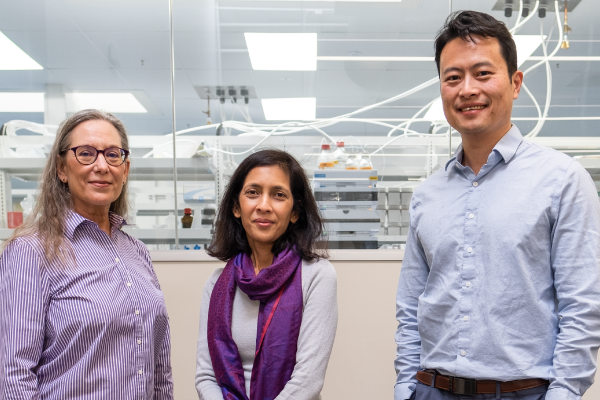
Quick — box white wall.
[153,255,600,400]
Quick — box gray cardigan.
[195,258,338,400]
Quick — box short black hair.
[434,10,518,80]
[207,149,327,262]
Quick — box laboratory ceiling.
[0,0,598,137]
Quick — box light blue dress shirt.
[395,125,600,400]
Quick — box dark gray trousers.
[413,382,548,400]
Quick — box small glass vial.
[181,208,193,228]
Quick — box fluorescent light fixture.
[0,92,44,112]
[317,56,434,61]
[423,97,446,122]
[245,33,317,71]
[0,32,43,70]
[528,56,600,61]
[513,35,546,67]
[318,55,600,62]
[262,98,316,120]
[239,0,402,1]
[65,93,147,113]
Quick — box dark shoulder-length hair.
[207,149,327,262]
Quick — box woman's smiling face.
[233,165,298,250]
[57,119,130,216]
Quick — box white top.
[195,258,338,400]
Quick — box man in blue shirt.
[395,10,600,400]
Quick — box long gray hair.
[5,109,130,260]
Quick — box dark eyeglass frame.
[69,145,130,166]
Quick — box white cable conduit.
[513,0,524,32]
[511,1,540,35]
[143,76,440,157]
[141,1,562,158]
[525,1,561,138]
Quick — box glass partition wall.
[1,0,599,250]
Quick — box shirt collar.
[493,124,523,163]
[64,210,127,240]
[444,124,523,171]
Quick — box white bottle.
[317,144,334,169]
[359,154,373,170]
[332,141,348,169]
[166,212,175,229]
[345,155,358,170]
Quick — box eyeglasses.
[70,145,130,166]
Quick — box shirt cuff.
[544,387,581,400]
[394,382,416,400]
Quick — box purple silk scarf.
[207,247,303,400]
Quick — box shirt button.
[466,281,472,287]
[127,282,132,287]
[135,310,140,315]
[468,213,474,219]
[138,369,143,375]
[467,247,473,253]
[137,339,142,345]
[472,182,478,187]
[460,350,467,357]
[115,258,120,262]
[463,315,470,321]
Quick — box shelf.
[122,227,212,244]
[0,157,213,182]
[0,227,212,245]
[377,235,408,243]
[326,235,378,241]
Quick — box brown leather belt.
[416,370,549,396]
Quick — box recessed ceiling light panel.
[245,33,317,71]
[239,0,403,2]
[423,97,446,122]
[66,93,147,113]
[513,35,546,67]
[0,32,43,70]
[0,92,44,112]
[262,98,316,120]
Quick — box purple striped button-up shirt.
[0,211,173,400]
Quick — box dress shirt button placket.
[457,176,482,368]
[118,254,147,384]
[125,268,134,289]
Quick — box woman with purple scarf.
[195,149,338,400]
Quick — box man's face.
[439,35,523,137]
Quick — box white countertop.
[150,249,404,262]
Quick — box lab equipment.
[345,155,358,170]
[317,144,334,169]
[182,208,193,228]
[314,169,379,249]
[332,142,348,169]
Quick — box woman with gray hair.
[0,109,173,399]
